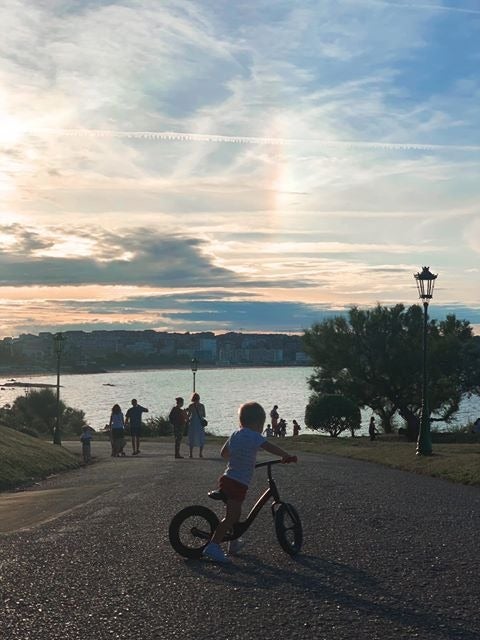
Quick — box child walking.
[203,401,296,564]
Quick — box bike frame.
[223,460,283,541]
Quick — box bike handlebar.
[255,456,297,468]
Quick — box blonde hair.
[239,402,266,428]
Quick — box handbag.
[194,404,208,427]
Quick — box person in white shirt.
[202,401,295,564]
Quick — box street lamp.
[191,357,198,393]
[414,266,438,456]
[53,332,66,446]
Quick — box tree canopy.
[303,304,479,434]
[305,394,361,437]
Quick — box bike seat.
[208,489,227,502]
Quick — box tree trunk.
[377,406,396,433]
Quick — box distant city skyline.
[1,1,479,337]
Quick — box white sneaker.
[202,542,231,564]
[228,538,245,556]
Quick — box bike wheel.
[274,502,303,556]
[169,505,219,559]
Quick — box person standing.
[169,397,188,459]
[109,404,125,457]
[270,405,279,436]
[292,419,301,437]
[187,392,207,458]
[125,398,149,456]
[369,416,377,441]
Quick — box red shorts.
[219,475,248,502]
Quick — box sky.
[0,0,479,337]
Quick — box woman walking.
[109,404,126,456]
[186,392,207,458]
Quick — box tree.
[0,388,86,437]
[303,304,479,436]
[305,394,361,437]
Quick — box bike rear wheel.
[274,502,303,556]
[169,505,219,559]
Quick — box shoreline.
[0,362,310,382]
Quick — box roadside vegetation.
[0,424,80,491]
[279,434,480,486]
[0,388,87,438]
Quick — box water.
[1,366,479,435]
[0,367,313,436]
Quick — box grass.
[283,433,480,486]
[0,424,81,491]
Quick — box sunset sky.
[1,0,479,337]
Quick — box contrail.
[26,127,480,153]
[368,1,480,16]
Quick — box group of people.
[168,393,207,459]
[265,405,301,438]
[107,398,149,457]
[83,397,303,465]
[100,393,208,459]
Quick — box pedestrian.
[125,398,149,456]
[292,419,301,437]
[169,397,188,459]
[369,416,377,441]
[109,404,126,457]
[186,392,207,458]
[80,425,94,463]
[278,418,287,437]
[270,405,279,436]
[202,401,295,564]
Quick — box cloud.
[0,224,237,286]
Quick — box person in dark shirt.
[169,397,188,459]
[125,398,149,455]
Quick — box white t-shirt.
[224,428,266,487]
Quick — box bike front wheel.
[169,505,219,559]
[274,502,303,556]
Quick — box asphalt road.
[1,441,480,640]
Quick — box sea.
[1,366,479,437]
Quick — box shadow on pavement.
[182,552,478,639]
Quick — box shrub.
[0,388,86,437]
[305,393,361,437]
[143,415,173,436]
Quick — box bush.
[305,393,361,437]
[143,415,173,437]
[0,388,86,437]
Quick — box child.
[80,425,94,463]
[203,401,296,564]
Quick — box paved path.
[1,441,480,640]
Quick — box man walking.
[169,397,188,459]
[125,398,149,455]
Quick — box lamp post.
[414,266,438,456]
[191,357,198,393]
[53,332,66,446]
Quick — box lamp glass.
[414,266,437,300]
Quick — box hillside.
[0,424,80,491]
